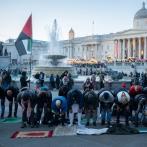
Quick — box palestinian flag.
[15,14,32,56]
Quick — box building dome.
[133,2,147,29]
[134,2,147,19]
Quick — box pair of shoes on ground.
[86,122,96,127]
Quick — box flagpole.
[29,46,32,88]
[29,13,32,89]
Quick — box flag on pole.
[15,14,32,56]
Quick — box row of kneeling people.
[0,84,147,128]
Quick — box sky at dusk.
[0,0,145,41]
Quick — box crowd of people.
[0,70,147,129]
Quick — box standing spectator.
[50,74,55,90]
[60,70,68,80]
[1,70,11,91]
[20,71,29,88]
[55,74,60,89]
[91,74,96,90]
[39,72,45,87]
[99,73,105,89]
[83,77,94,92]
[67,73,74,90]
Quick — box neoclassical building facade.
[62,2,147,61]
[1,2,147,68]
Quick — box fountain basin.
[32,65,76,76]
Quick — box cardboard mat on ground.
[0,118,21,123]
[53,125,77,136]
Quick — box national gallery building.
[1,2,147,68]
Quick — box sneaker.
[68,124,73,127]
[101,120,105,125]
[7,114,12,118]
[107,121,111,127]
[78,124,85,128]
[14,113,17,118]
[86,122,89,126]
[93,122,96,126]
[21,122,27,128]
[36,122,40,128]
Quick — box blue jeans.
[101,109,112,122]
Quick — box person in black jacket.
[67,89,83,127]
[17,88,37,128]
[84,90,98,126]
[0,86,5,118]
[113,88,131,126]
[98,88,114,126]
[36,86,52,126]
[134,94,147,127]
[20,71,29,88]
[6,85,19,117]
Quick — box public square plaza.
[0,1,147,147]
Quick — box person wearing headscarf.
[67,89,83,127]
[98,88,114,126]
[51,96,67,126]
[84,90,98,126]
[83,77,94,92]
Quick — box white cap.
[117,91,130,104]
[56,100,61,107]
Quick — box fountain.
[32,19,76,76]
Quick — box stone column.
[122,39,125,59]
[144,37,147,59]
[133,38,136,58]
[127,38,131,58]
[139,37,141,59]
[118,39,121,60]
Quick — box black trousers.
[36,103,53,124]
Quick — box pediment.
[117,29,147,36]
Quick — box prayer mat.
[0,118,21,123]
[107,124,139,135]
[77,127,108,135]
[11,130,53,138]
[138,128,147,134]
[53,125,77,136]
